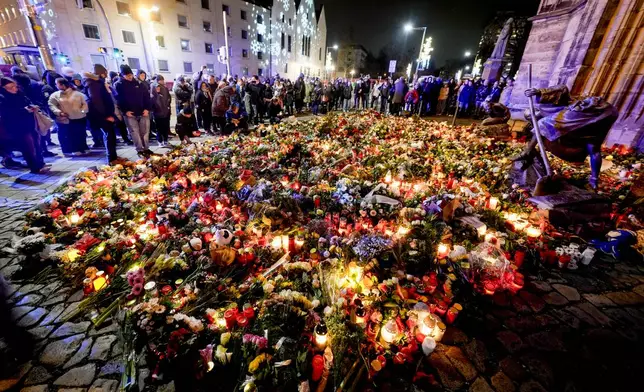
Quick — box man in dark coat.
[12,73,57,157]
[294,75,306,113]
[113,64,153,156]
[173,76,193,116]
[0,77,49,173]
[245,76,264,124]
[151,75,172,145]
[84,65,124,165]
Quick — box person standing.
[294,75,306,113]
[48,78,89,157]
[151,75,172,146]
[391,77,407,115]
[83,66,123,165]
[379,79,390,113]
[437,82,449,115]
[173,76,193,116]
[311,81,322,115]
[212,81,232,133]
[245,76,263,124]
[457,80,474,117]
[475,79,491,118]
[114,64,153,157]
[195,82,214,135]
[12,73,57,157]
[0,77,50,173]
[371,79,382,109]
[342,79,352,112]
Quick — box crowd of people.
[0,62,514,174]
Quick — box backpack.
[213,91,230,114]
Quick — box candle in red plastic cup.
[224,309,236,329]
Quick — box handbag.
[34,110,54,136]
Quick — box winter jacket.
[343,83,352,99]
[151,82,172,118]
[404,90,420,104]
[173,82,193,106]
[225,108,248,123]
[392,79,407,104]
[294,78,306,100]
[48,88,88,121]
[0,90,36,140]
[212,86,234,117]
[438,86,449,100]
[475,84,490,102]
[175,111,197,138]
[244,82,263,105]
[458,85,474,105]
[195,89,213,115]
[488,87,502,103]
[114,77,151,116]
[83,73,115,125]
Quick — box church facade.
[509,0,643,151]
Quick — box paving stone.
[518,291,546,313]
[54,364,96,387]
[52,321,92,338]
[23,366,52,386]
[603,307,644,329]
[16,284,44,295]
[67,290,85,303]
[548,309,581,329]
[469,377,495,392]
[519,355,554,389]
[519,380,548,392]
[57,302,81,322]
[511,296,532,314]
[574,302,612,326]
[604,291,644,306]
[137,368,150,392]
[88,322,118,337]
[442,327,469,345]
[526,281,552,293]
[28,325,54,340]
[17,307,47,327]
[504,316,543,334]
[491,371,516,392]
[16,293,43,306]
[20,386,49,392]
[551,284,580,301]
[582,293,616,308]
[98,361,124,377]
[428,351,465,389]
[463,339,487,373]
[0,361,32,392]
[40,303,65,326]
[634,284,644,297]
[89,334,117,361]
[541,291,568,306]
[41,294,67,307]
[40,334,85,367]
[89,379,118,392]
[497,330,524,353]
[524,331,567,352]
[64,337,93,369]
[0,263,21,277]
[445,346,477,381]
[564,305,600,327]
[110,340,123,358]
[12,306,35,320]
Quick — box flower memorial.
[18,112,642,391]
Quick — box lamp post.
[403,23,427,78]
[464,50,472,58]
[137,5,158,74]
[325,44,338,80]
[222,10,231,76]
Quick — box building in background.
[0,0,326,80]
[509,0,643,151]
[336,44,367,76]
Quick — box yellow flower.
[248,354,272,373]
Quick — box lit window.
[116,2,130,16]
[203,20,212,33]
[155,35,165,48]
[177,15,188,28]
[82,24,101,40]
[205,42,213,53]
[183,62,193,73]
[180,38,191,52]
[158,59,169,72]
[122,30,136,44]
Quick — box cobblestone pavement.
[2,116,642,392]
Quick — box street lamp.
[464,51,471,57]
[137,5,158,74]
[465,65,471,71]
[350,69,355,78]
[403,23,427,77]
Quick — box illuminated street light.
[403,23,427,77]
[464,51,471,57]
[333,44,338,50]
[465,65,471,70]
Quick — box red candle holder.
[224,309,237,329]
[236,314,249,328]
[435,301,448,316]
[243,305,255,319]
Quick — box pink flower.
[132,283,144,296]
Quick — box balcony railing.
[538,0,584,14]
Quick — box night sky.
[319,0,540,66]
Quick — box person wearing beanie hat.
[120,64,133,76]
[0,77,50,173]
[173,75,193,116]
[71,73,83,89]
[175,106,197,144]
[114,63,153,157]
